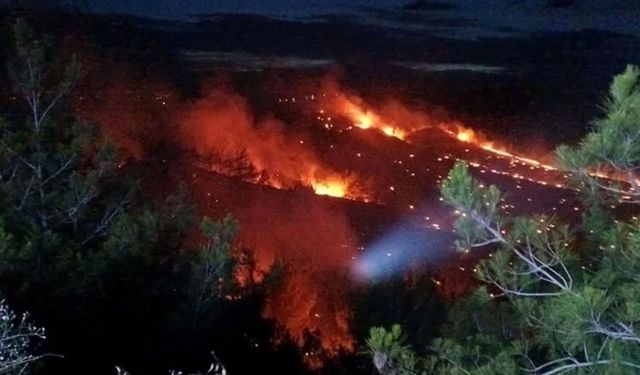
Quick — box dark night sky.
[86,0,422,19]
[69,0,640,20]
[0,1,634,18]
[5,0,410,18]
[1,0,639,37]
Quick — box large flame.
[311,179,348,198]
[179,87,371,202]
[336,96,412,141]
[74,64,367,365]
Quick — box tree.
[115,351,229,375]
[0,18,140,312]
[0,299,47,374]
[367,66,640,374]
[366,325,419,375]
[0,20,241,373]
[172,216,239,348]
[557,65,640,205]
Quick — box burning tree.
[367,66,640,374]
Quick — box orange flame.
[447,124,557,171]
[448,123,640,195]
[310,179,347,198]
[339,97,408,140]
[456,128,475,143]
[308,172,370,201]
[179,87,371,202]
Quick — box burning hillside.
[74,62,584,367]
[178,85,370,202]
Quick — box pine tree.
[366,325,419,375]
[0,20,240,372]
[367,66,640,374]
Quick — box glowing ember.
[337,93,561,180]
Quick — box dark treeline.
[0,12,301,375]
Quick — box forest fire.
[7,5,638,375]
[73,62,582,369]
[306,171,368,201]
[306,83,562,182]
[276,86,580,197]
[298,80,560,181]
[308,173,370,201]
[178,87,371,202]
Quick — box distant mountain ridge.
[401,1,457,11]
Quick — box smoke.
[230,192,358,366]
[74,57,366,361]
[177,83,367,199]
[73,52,180,159]
[175,82,368,363]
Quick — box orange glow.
[446,124,558,171]
[308,173,369,201]
[178,87,371,202]
[354,112,373,129]
[78,60,590,369]
[307,83,570,189]
[235,197,359,368]
[456,128,475,143]
[383,125,407,139]
[311,179,347,198]
[338,97,409,140]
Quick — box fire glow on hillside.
[302,84,565,191]
[340,98,408,140]
[73,65,587,369]
[446,125,557,171]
